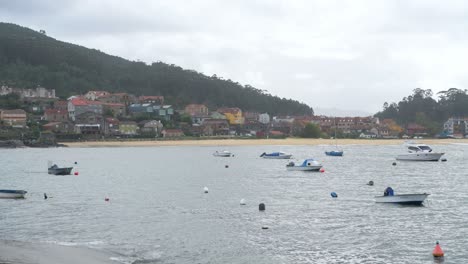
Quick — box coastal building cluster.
[0,85,466,141]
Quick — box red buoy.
[320,168,325,173]
[433,241,444,257]
[105,197,110,202]
[74,172,79,176]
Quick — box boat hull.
[325,151,343,156]
[396,153,444,161]
[213,153,231,157]
[286,166,322,171]
[375,194,429,205]
[48,167,73,175]
[0,190,27,199]
[263,155,292,159]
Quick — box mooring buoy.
[259,203,265,211]
[330,192,338,198]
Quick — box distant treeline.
[0,22,313,116]
[375,88,468,134]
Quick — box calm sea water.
[1,143,468,263]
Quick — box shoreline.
[61,138,468,148]
[0,240,119,264]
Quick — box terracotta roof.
[103,103,125,107]
[139,96,164,100]
[1,109,26,115]
[70,98,103,106]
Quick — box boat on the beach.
[375,187,429,205]
[48,164,73,175]
[260,152,292,159]
[213,150,232,157]
[396,143,444,161]
[0,189,27,199]
[286,159,323,171]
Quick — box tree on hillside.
[301,123,321,138]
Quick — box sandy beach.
[62,138,468,148]
[0,240,119,264]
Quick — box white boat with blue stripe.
[286,159,322,171]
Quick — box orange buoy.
[319,168,325,173]
[433,241,444,257]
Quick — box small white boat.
[213,150,232,157]
[286,159,322,171]
[375,187,429,205]
[396,143,444,161]
[375,194,429,205]
[0,189,27,199]
[260,152,292,159]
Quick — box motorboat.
[0,189,27,199]
[213,150,232,157]
[325,150,343,157]
[286,159,323,171]
[396,143,444,161]
[375,187,429,205]
[48,164,73,175]
[260,152,292,159]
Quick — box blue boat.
[325,150,343,156]
[260,152,292,159]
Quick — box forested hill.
[0,22,313,115]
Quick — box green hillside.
[0,22,313,115]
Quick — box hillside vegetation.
[0,22,313,115]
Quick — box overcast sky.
[2,0,467,115]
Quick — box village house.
[185,104,209,116]
[119,121,138,136]
[244,112,260,121]
[97,93,136,106]
[104,118,120,136]
[210,111,227,120]
[42,121,74,134]
[53,100,68,111]
[74,112,104,135]
[0,109,27,127]
[217,107,244,125]
[128,104,174,120]
[406,123,427,136]
[68,98,103,121]
[139,120,163,136]
[103,103,126,117]
[44,109,69,122]
[84,91,110,101]
[200,119,229,136]
[443,117,468,136]
[162,128,184,138]
[138,96,164,105]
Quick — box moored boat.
[0,189,27,199]
[396,143,444,161]
[325,150,343,157]
[260,152,292,159]
[286,159,323,171]
[375,187,429,205]
[48,164,73,175]
[213,150,232,157]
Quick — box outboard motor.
[260,152,266,157]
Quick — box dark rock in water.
[392,162,397,166]
[441,159,447,162]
